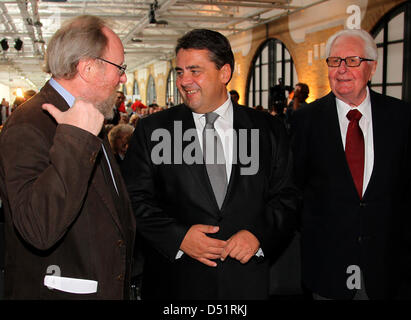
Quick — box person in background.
[131,99,147,114]
[0,98,10,125]
[116,91,127,113]
[286,83,310,133]
[289,83,309,111]
[269,78,293,112]
[129,113,139,127]
[108,123,134,163]
[229,89,247,108]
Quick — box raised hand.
[180,224,227,267]
[42,98,104,136]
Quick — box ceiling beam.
[175,0,296,9]
[0,2,18,33]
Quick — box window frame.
[166,67,180,106]
[146,75,157,105]
[246,38,296,109]
[370,1,410,102]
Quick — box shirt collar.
[49,78,75,108]
[192,91,232,122]
[336,87,372,121]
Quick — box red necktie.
[345,109,364,199]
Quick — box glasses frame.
[326,56,375,67]
[95,57,127,75]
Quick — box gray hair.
[43,15,108,79]
[326,29,378,61]
[108,124,134,145]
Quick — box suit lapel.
[362,90,384,199]
[321,93,360,198]
[220,106,254,212]
[91,132,125,237]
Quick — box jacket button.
[117,240,124,247]
[359,202,367,207]
[116,274,124,281]
[358,236,362,243]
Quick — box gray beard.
[96,90,117,120]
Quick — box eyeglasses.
[326,56,375,67]
[95,57,127,75]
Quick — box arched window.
[166,68,180,107]
[133,79,140,99]
[147,75,156,105]
[371,2,410,102]
[247,38,297,109]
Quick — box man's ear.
[77,58,96,82]
[220,64,232,84]
[368,60,377,81]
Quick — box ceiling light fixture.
[1,38,9,51]
[14,38,23,51]
[149,0,168,25]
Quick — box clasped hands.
[180,224,260,267]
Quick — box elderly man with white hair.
[292,28,411,300]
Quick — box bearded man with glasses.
[0,15,135,299]
[291,29,411,300]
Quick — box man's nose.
[337,60,348,72]
[178,73,193,86]
[120,73,127,83]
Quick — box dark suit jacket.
[0,81,136,299]
[291,90,411,299]
[122,103,298,300]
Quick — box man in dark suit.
[292,29,411,299]
[122,29,298,300]
[0,15,135,299]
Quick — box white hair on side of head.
[108,124,135,145]
[326,29,378,61]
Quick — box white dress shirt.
[191,92,233,182]
[336,87,374,196]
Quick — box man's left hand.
[220,230,260,264]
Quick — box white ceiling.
[0,0,322,91]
